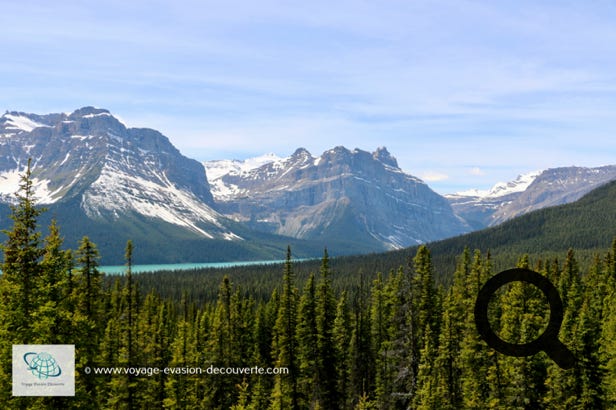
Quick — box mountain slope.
[206,146,471,250]
[1,107,402,263]
[0,107,232,236]
[430,179,616,259]
[448,166,616,228]
[0,107,333,263]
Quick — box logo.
[12,345,75,396]
[23,352,62,380]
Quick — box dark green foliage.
[2,165,616,408]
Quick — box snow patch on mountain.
[0,168,58,204]
[2,114,50,134]
[82,163,239,239]
[448,170,542,200]
[484,170,542,198]
[205,153,284,200]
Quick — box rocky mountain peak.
[289,147,314,165]
[323,146,352,161]
[68,106,111,119]
[206,145,470,250]
[373,146,398,168]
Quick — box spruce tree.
[270,246,299,409]
[333,291,352,408]
[0,160,46,405]
[296,273,319,408]
[315,249,338,409]
[348,269,374,407]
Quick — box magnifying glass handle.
[545,340,576,370]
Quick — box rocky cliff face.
[206,146,471,249]
[448,166,616,228]
[0,107,234,240]
[490,166,616,225]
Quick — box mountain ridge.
[205,145,471,250]
[447,165,616,228]
[2,106,616,264]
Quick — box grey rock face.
[207,146,470,249]
[0,107,229,239]
[448,166,616,228]
[490,166,616,225]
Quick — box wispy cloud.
[419,172,449,182]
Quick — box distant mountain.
[6,106,613,264]
[205,146,471,250]
[447,166,616,228]
[430,179,616,260]
[0,107,325,263]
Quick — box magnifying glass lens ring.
[474,268,569,359]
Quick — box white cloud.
[468,167,486,176]
[419,172,449,182]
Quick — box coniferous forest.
[2,169,616,409]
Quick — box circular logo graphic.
[23,352,62,380]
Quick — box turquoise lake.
[99,259,289,274]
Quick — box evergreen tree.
[72,236,105,405]
[106,240,138,409]
[270,246,299,409]
[333,291,352,409]
[458,251,502,409]
[349,270,374,407]
[296,273,319,408]
[250,291,278,409]
[0,160,46,406]
[204,276,248,408]
[315,249,338,409]
[545,249,583,409]
[370,271,394,407]
[431,247,471,409]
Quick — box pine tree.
[545,249,583,409]
[370,271,393,407]
[270,246,299,409]
[348,269,374,407]
[250,291,278,409]
[0,160,46,406]
[163,297,198,409]
[71,236,105,405]
[315,249,338,409]
[296,273,319,408]
[204,276,247,408]
[415,325,439,409]
[458,250,502,409]
[414,245,439,348]
[106,240,139,409]
[333,291,352,409]
[431,247,470,409]
[34,220,73,344]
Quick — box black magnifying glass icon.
[474,268,576,369]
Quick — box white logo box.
[12,344,75,397]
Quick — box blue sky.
[2,1,616,193]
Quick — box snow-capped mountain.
[447,166,616,228]
[205,146,471,250]
[205,153,283,200]
[0,107,242,261]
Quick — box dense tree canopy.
[1,166,616,409]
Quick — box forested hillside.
[136,179,616,305]
[2,165,616,409]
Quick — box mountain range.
[1,107,615,264]
[447,166,616,229]
[205,146,470,249]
